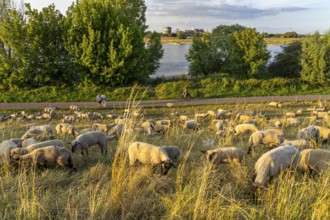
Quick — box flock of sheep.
[1,101,330,194]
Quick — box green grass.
[0,95,329,219]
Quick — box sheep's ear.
[200,150,207,154]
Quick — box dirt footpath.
[1,94,330,110]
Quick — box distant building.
[163,26,172,35]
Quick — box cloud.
[146,1,308,19]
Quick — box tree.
[65,0,163,86]
[300,31,330,85]
[267,41,302,78]
[232,28,270,78]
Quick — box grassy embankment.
[0,90,329,219]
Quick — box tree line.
[187,24,330,86]
[0,0,329,91]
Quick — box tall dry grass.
[0,92,329,219]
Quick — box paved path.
[1,94,330,109]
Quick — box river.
[153,44,283,78]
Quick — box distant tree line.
[187,24,330,86]
[0,0,163,90]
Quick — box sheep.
[195,113,209,121]
[263,128,284,136]
[274,120,282,128]
[297,125,320,143]
[233,124,258,136]
[143,126,155,136]
[17,138,38,148]
[44,107,57,113]
[281,139,311,151]
[21,125,53,140]
[0,140,18,163]
[179,115,189,122]
[128,142,174,175]
[108,123,125,137]
[56,123,80,137]
[69,131,116,155]
[252,145,301,189]
[268,101,282,108]
[11,146,76,171]
[156,119,173,126]
[299,149,330,174]
[70,105,80,112]
[11,139,65,155]
[181,120,199,130]
[314,126,330,144]
[207,110,216,118]
[208,120,224,131]
[91,123,114,133]
[284,118,300,127]
[286,112,296,117]
[63,115,78,123]
[166,103,174,108]
[248,131,285,155]
[201,146,244,165]
[153,124,169,134]
[161,146,181,166]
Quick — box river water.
[154,44,283,78]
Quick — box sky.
[22,0,330,34]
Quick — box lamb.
[297,125,320,143]
[11,146,76,171]
[56,123,80,137]
[69,131,116,155]
[281,139,311,151]
[161,146,181,166]
[91,123,114,133]
[201,146,244,165]
[299,149,330,174]
[11,139,65,155]
[252,145,301,189]
[248,131,285,155]
[233,124,258,136]
[128,142,174,175]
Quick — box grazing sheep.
[284,118,300,127]
[201,146,244,165]
[281,139,311,151]
[156,119,173,126]
[63,115,78,123]
[11,139,65,155]
[297,125,320,143]
[181,120,199,130]
[21,125,53,140]
[314,126,330,144]
[69,131,116,155]
[70,105,80,112]
[195,113,209,121]
[161,146,181,166]
[299,149,330,174]
[91,123,114,133]
[269,102,282,108]
[128,142,174,175]
[263,128,284,136]
[11,146,76,171]
[179,115,189,122]
[17,138,38,148]
[207,110,216,118]
[252,145,301,189]
[108,123,125,137]
[286,112,296,117]
[0,140,18,163]
[248,131,285,155]
[209,120,224,131]
[233,124,258,136]
[143,126,155,136]
[10,138,24,145]
[56,123,80,137]
[44,107,57,113]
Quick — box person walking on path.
[96,94,103,106]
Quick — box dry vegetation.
[0,95,329,219]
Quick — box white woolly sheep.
[0,140,18,163]
[128,142,174,175]
[209,120,224,131]
[21,125,53,140]
[248,131,285,155]
[297,125,320,143]
[281,139,311,151]
[153,124,169,134]
[269,101,282,108]
[284,118,300,127]
[91,123,114,133]
[56,123,80,137]
[263,128,284,136]
[195,113,209,121]
[252,145,301,189]
[179,115,189,122]
[201,146,244,165]
[69,131,116,155]
[11,146,76,171]
[108,123,125,137]
[70,105,80,112]
[286,112,296,117]
[11,139,65,155]
[44,107,57,113]
[233,124,258,136]
[299,149,330,174]
[17,138,38,148]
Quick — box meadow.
[0,97,329,219]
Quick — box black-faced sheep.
[128,142,174,175]
[161,146,181,167]
[11,146,76,171]
[299,149,330,174]
[252,145,301,190]
[201,146,244,165]
[69,131,116,155]
[248,131,285,155]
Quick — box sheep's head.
[70,141,81,153]
[160,159,174,175]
